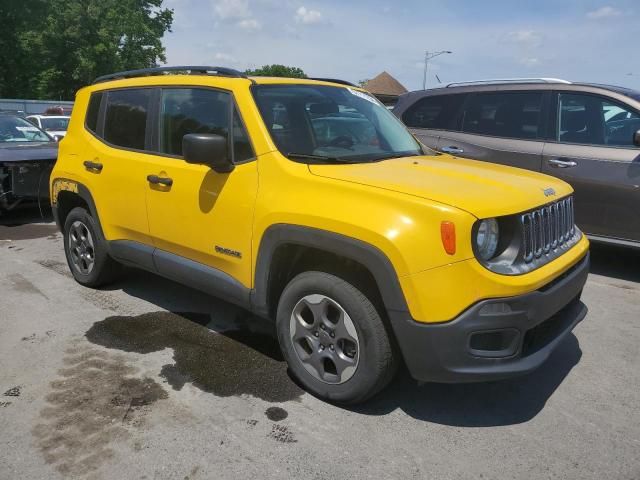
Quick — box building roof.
[363,71,408,97]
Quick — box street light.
[423,50,452,90]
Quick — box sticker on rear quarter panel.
[51,179,79,204]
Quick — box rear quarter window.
[85,92,103,134]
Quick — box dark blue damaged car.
[0,114,57,214]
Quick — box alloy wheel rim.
[289,294,360,384]
[68,220,95,275]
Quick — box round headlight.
[476,218,499,260]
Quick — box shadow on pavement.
[106,268,260,332]
[0,202,53,224]
[99,267,583,427]
[0,204,56,240]
[589,242,640,283]
[348,334,582,427]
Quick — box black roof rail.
[309,77,357,87]
[93,66,250,84]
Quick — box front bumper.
[390,252,589,383]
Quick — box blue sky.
[162,0,640,91]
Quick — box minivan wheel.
[276,271,397,404]
[63,207,121,287]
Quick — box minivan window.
[557,93,640,147]
[160,88,230,156]
[104,89,151,150]
[402,94,465,130]
[253,85,422,163]
[462,92,543,140]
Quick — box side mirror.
[634,129,640,147]
[183,133,234,173]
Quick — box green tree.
[245,64,307,78]
[0,0,48,98]
[1,0,173,100]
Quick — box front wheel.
[276,271,397,404]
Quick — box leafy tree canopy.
[245,64,307,78]
[0,0,173,100]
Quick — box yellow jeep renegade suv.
[51,66,589,403]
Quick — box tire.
[63,206,121,287]
[276,271,397,404]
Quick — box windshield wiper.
[286,152,357,164]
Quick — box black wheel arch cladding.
[251,224,410,318]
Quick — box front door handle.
[146,174,173,187]
[440,146,464,154]
[83,160,103,172]
[548,159,577,168]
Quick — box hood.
[308,154,573,219]
[0,142,58,163]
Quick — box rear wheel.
[276,271,397,404]
[63,207,121,287]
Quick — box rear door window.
[462,92,544,140]
[402,94,466,130]
[103,89,152,150]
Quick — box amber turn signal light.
[441,221,456,255]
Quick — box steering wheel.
[328,135,354,149]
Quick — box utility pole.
[422,50,452,90]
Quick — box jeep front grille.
[521,197,575,263]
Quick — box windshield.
[252,85,423,162]
[0,116,52,143]
[40,117,69,131]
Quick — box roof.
[402,80,640,101]
[574,82,640,100]
[85,74,369,94]
[248,76,359,87]
[92,66,358,90]
[363,72,408,97]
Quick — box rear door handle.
[548,159,577,168]
[146,174,173,187]
[83,160,103,172]
[440,146,464,154]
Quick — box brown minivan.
[393,79,640,248]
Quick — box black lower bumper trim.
[389,253,589,383]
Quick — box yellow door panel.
[145,158,258,288]
[81,136,153,244]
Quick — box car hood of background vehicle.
[308,154,573,219]
[0,142,58,163]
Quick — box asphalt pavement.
[1,206,638,480]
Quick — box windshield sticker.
[16,126,41,132]
[347,88,380,105]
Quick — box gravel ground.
[0,206,639,480]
